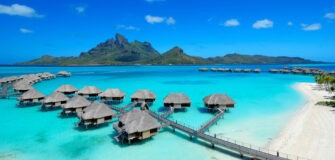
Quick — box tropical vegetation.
[16,34,323,66]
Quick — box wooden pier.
[146,110,289,160]
[198,108,224,133]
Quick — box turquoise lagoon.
[0,64,334,160]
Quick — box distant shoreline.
[267,82,335,159]
[0,63,333,67]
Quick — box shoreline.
[267,82,335,160]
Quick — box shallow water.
[0,64,333,160]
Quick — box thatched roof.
[81,101,115,119]
[99,88,126,98]
[43,91,69,103]
[203,94,236,105]
[63,95,91,109]
[163,93,191,104]
[254,69,261,72]
[199,68,208,71]
[57,71,71,76]
[13,83,33,91]
[55,85,78,93]
[130,90,156,99]
[18,88,45,100]
[78,86,102,95]
[118,108,161,134]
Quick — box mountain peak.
[115,33,128,45]
[163,46,184,56]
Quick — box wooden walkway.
[147,110,289,160]
[0,83,18,98]
[107,105,297,160]
[161,107,174,117]
[121,102,137,110]
[198,108,224,133]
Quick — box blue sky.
[0,0,335,64]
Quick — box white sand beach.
[268,83,335,160]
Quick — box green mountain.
[151,47,209,65]
[17,34,323,65]
[207,53,320,64]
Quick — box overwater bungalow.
[113,108,161,144]
[13,82,33,93]
[244,69,252,73]
[99,88,126,103]
[77,101,115,128]
[78,86,102,100]
[61,95,91,115]
[254,69,261,73]
[280,69,290,74]
[269,69,280,73]
[163,93,191,108]
[199,68,209,72]
[217,68,225,72]
[41,91,69,110]
[57,71,71,77]
[17,88,45,106]
[40,72,56,79]
[55,85,78,96]
[0,78,9,86]
[234,69,242,72]
[130,89,156,104]
[203,94,236,110]
[210,68,217,72]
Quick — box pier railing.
[205,131,310,160]
[149,110,310,160]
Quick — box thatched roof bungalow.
[13,82,33,93]
[253,69,261,73]
[78,86,102,100]
[113,108,161,144]
[55,85,78,95]
[269,69,280,73]
[41,91,69,109]
[57,71,71,77]
[199,68,209,72]
[244,69,252,73]
[210,68,217,72]
[234,69,242,72]
[17,88,45,106]
[130,89,157,103]
[163,93,191,108]
[99,88,126,102]
[77,101,115,127]
[61,95,91,115]
[203,94,236,109]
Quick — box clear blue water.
[1,64,334,160]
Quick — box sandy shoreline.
[267,82,335,160]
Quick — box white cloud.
[145,0,165,2]
[288,22,293,26]
[166,17,176,25]
[207,17,214,22]
[0,4,43,18]
[75,6,85,13]
[252,19,273,29]
[19,28,33,33]
[222,19,240,27]
[301,23,321,31]
[117,24,140,31]
[145,15,175,25]
[145,15,165,24]
[325,13,335,19]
